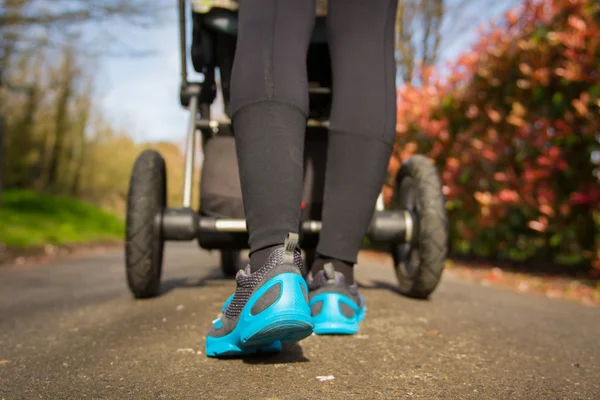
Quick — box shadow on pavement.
[210,342,309,364]
[240,343,310,365]
[160,256,253,296]
[160,266,234,295]
[358,280,430,301]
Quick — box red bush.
[390,0,600,268]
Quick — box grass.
[0,190,124,248]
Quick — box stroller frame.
[123,0,448,300]
[171,0,410,248]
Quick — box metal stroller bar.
[182,96,197,208]
[196,118,330,131]
[197,219,324,233]
[178,0,188,86]
[179,0,195,208]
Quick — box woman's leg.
[307,0,397,336]
[206,0,317,357]
[231,0,316,271]
[313,0,398,283]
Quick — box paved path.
[0,244,598,399]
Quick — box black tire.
[125,150,166,298]
[390,154,447,299]
[221,250,241,277]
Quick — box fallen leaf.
[176,348,195,354]
[316,375,335,382]
[572,363,581,368]
[518,281,529,292]
[546,289,563,299]
[0,360,10,366]
[427,330,440,336]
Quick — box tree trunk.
[0,115,4,203]
[69,87,92,196]
[44,47,77,192]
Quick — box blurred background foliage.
[386,0,599,270]
[1,0,187,212]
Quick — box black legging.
[231,0,398,264]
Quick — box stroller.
[124,0,448,300]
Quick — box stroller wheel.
[220,250,241,277]
[125,150,166,298]
[390,155,448,299]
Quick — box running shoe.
[205,233,314,357]
[307,263,366,335]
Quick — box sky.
[97,0,519,145]
[96,8,192,144]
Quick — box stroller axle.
[159,207,413,249]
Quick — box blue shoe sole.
[206,273,314,357]
[310,292,366,335]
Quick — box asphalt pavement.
[0,243,598,399]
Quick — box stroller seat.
[189,4,331,120]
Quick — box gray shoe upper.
[207,234,305,338]
[224,247,305,319]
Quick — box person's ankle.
[249,244,281,273]
[310,256,354,284]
